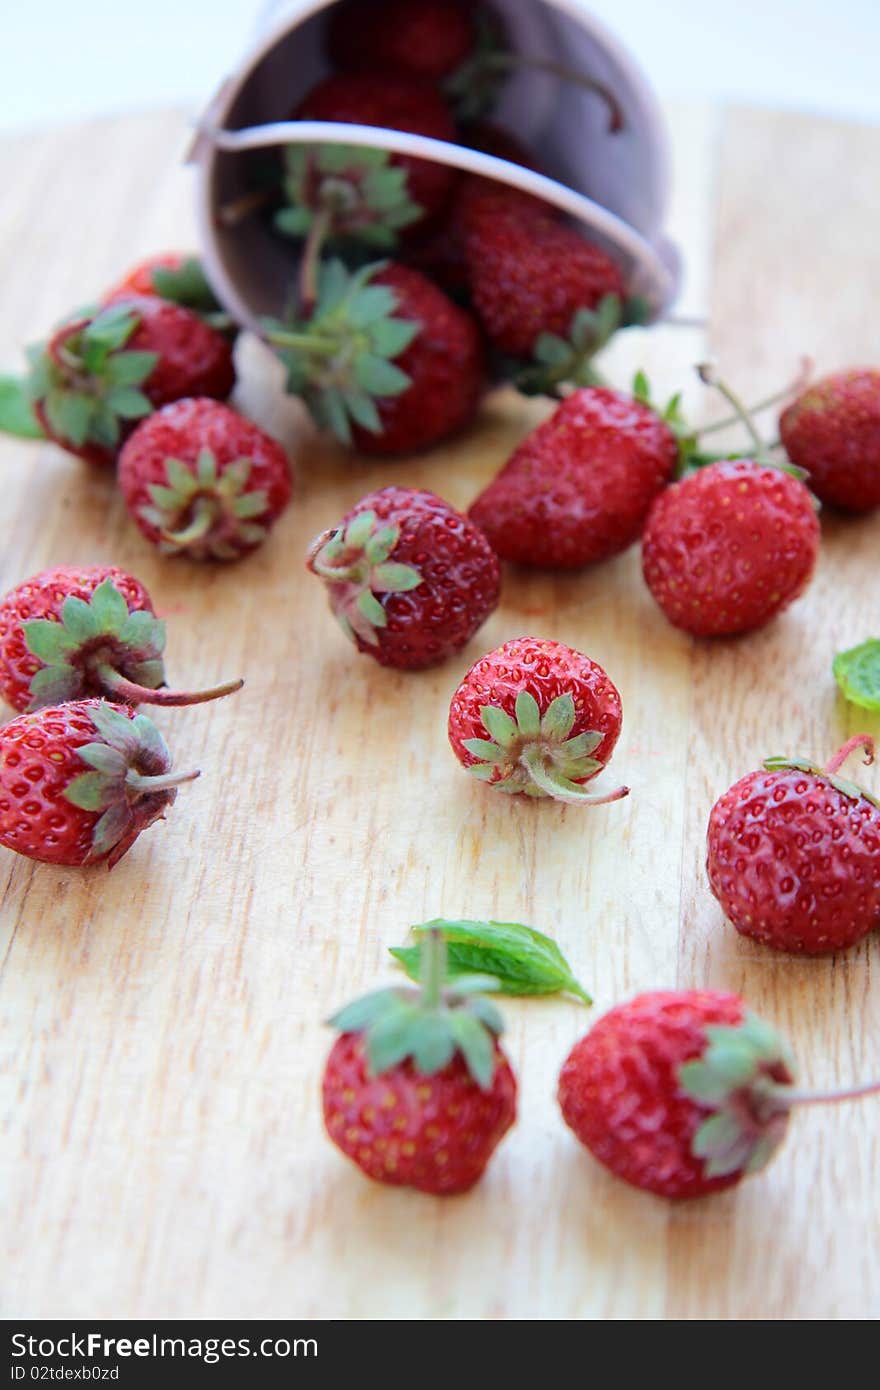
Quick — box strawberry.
[26,299,236,466]
[463,203,626,361]
[0,566,243,712]
[779,368,880,512]
[117,398,292,561]
[641,459,820,638]
[706,734,880,954]
[559,991,792,1198]
[559,989,880,1199]
[307,486,500,669]
[104,253,235,335]
[323,926,516,1194]
[448,637,628,805]
[326,0,477,83]
[0,699,198,868]
[469,387,678,568]
[293,73,458,228]
[265,260,484,454]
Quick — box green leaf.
[392,919,592,1003]
[514,690,540,736]
[461,738,505,762]
[408,1013,456,1074]
[28,665,81,707]
[833,639,880,711]
[63,770,116,812]
[104,351,159,386]
[370,562,421,593]
[90,802,131,860]
[105,387,153,419]
[353,354,411,398]
[344,510,376,549]
[76,743,128,777]
[88,578,130,635]
[328,987,405,1034]
[480,705,519,748]
[540,693,576,740]
[448,1011,495,1090]
[150,257,219,313]
[357,591,387,628]
[0,375,44,438]
[23,618,77,664]
[119,608,164,652]
[58,595,99,643]
[369,318,419,358]
[46,390,94,447]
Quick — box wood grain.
[0,104,878,1321]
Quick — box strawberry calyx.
[513,295,647,398]
[678,1012,795,1179]
[23,577,242,709]
[328,926,504,1090]
[306,508,422,646]
[681,1009,880,1179]
[262,259,419,445]
[63,702,199,866]
[26,304,158,450]
[148,257,235,335]
[464,690,629,805]
[139,449,272,560]
[763,735,879,809]
[276,144,423,250]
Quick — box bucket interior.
[201,0,670,322]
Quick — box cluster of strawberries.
[0,0,878,1204]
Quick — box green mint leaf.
[833,639,880,711]
[391,919,592,1003]
[0,375,44,438]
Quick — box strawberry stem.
[95,664,244,707]
[125,767,201,794]
[774,1076,880,1107]
[825,734,876,776]
[299,206,332,316]
[419,927,446,1010]
[696,358,813,439]
[162,498,216,547]
[697,363,765,454]
[480,53,624,132]
[219,186,275,227]
[519,745,629,806]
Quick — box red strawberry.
[707,734,880,954]
[27,299,236,466]
[266,260,484,455]
[326,0,476,83]
[448,637,628,805]
[0,699,198,868]
[780,368,880,512]
[641,460,820,637]
[463,205,626,360]
[104,253,234,335]
[470,387,678,568]
[558,991,795,1198]
[0,566,243,712]
[307,486,500,669]
[323,927,516,1194]
[118,398,292,561]
[294,73,458,227]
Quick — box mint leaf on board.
[390,918,592,1004]
[0,375,44,438]
[833,639,880,712]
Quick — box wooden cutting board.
[1,104,878,1321]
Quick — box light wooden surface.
[1,104,878,1322]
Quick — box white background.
[1,0,879,132]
